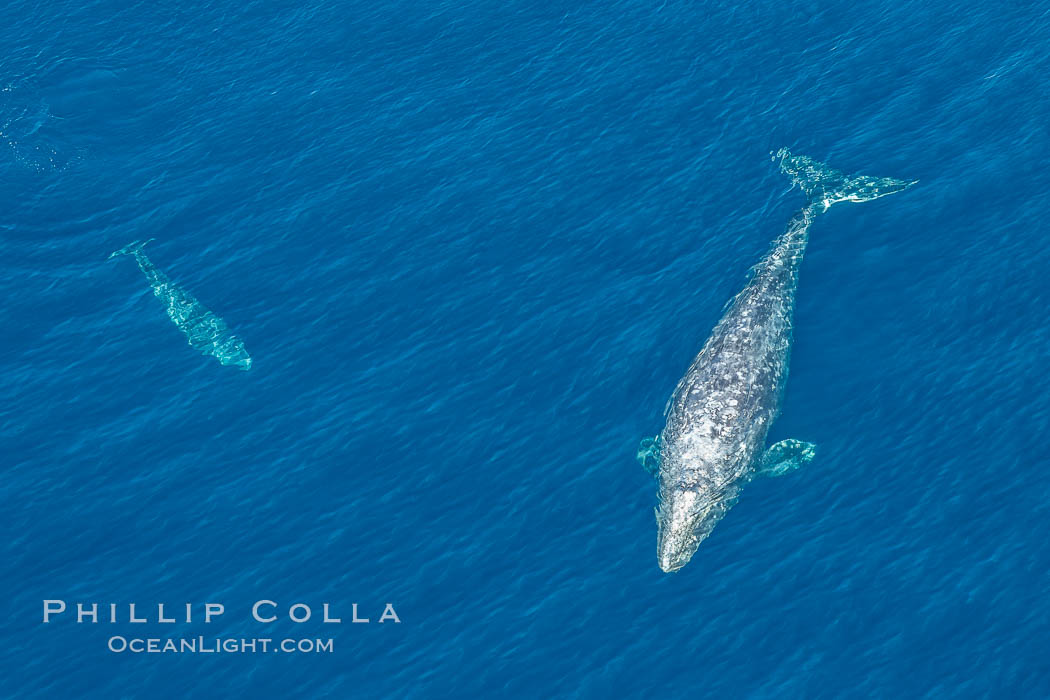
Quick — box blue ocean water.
[3,0,1049,696]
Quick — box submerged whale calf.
[109,239,252,370]
[639,150,913,572]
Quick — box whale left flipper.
[759,439,816,477]
[637,436,661,478]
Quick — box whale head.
[226,350,252,371]
[656,488,728,573]
[217,336,253,371]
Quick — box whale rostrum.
[109,239,252,370]
[642,150,914,573]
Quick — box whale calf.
[109,239,252,370]
[639,150,914,572]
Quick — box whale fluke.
[108,238,155,260]
[776,148,916,210]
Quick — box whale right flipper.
[758,439,816,477]
[637,436,661,478]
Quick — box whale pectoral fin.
[759,439,816,477]
[637,436,661,478]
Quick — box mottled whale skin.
[640,150,914,573]
[109,239,252,370]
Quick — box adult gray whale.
[109,239,252,370]
[638,150,914,572]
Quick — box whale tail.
[108,238,154,260]
[776,148,916,210]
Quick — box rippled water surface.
[3,1,1049,697]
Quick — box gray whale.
[109,239,252,370]
[639,150,914,572]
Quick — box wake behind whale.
[639,150,914,573]
[109,239,252,370]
